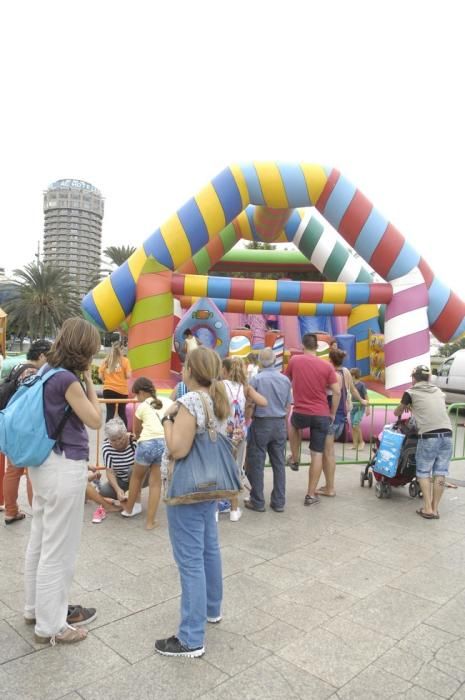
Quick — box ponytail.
[187,347,231,421]
[149,393,163,411]
[132,376,162,409]
[208,378,230,421]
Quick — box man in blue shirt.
[246,348,292,512]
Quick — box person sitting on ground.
[182,328,201,356]
[3,340,51,524]
[394,365,453,519]
[121,377,172,529]
[89,419,137,523]
[349,367,370,450]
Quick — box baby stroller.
[360,418,422,499]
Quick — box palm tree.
[4,262,81,340]
[103,245,137,268]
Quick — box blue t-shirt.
[250,367,292,418]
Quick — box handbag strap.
[196,391,218,442]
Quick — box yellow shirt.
[136,396,173,441]
[99,357,131,394]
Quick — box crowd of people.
[0,326,454,657]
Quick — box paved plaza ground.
[1,444,465,699]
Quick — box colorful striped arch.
[82,163,465,389]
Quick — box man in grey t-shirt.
[394,365,452,519]
[246,348,292,512]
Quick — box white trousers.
[24,452,87,637]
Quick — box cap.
[411,364,431,378]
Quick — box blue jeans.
[167,500,222,649]
[247,417,287,509]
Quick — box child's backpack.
[0,367,71,467]
[0,363,36,410]
[225,383,246,447]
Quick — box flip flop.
[445,483,458,489]
[5,512,27,525]
[416,509,435,520]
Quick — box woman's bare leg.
[317,435,336,496]
[146,464,161,529]
[124,463,146,514]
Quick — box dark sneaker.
[287,457,300,471]
[244,500,266,513]
[154,635,205,658]
[270,504,284,512]
[24,604,97,627]
[304,495,320,506]
[67,606,97,627]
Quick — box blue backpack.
[0,367,70,467]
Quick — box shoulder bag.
[164,392,242,506]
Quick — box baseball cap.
[411,364,431,378]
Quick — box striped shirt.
[102,438,136,479]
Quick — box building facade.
[43,179,104,297]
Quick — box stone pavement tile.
[360,540,435,572]
[402,623,459,652]
[0,634,128,700]
[206,627,271,675]
[412,662,461,698]
[438,512,465,535]
[342,518,407,547]
[341,587,439,639]
[74,558,138,591]
[387,565,465,605]
[299,534,373,566]
[373,645,426,681]
[280,579,359,617]
[0,620,34,663]
[274,513,344,539]
[199,656,335,699]
[219,608,276,636]
[425,591,465,637]
[320,503,381,529]
[0,599,16,621]
[336,666,411,699]
[246,561,313,590]
[220,545,266,578]
[78,653,227,700]
[0,567,24,597]
[99,565,181,612]
[247,619,302,652]
[221,573,281,617]
[401,527,465,551]
[431,660,465,685]
[436,638,465,673]
[429,541,465,573]
[323,616,396,660]
[319,557,402,598]
[234,529,314,560]
[391,688,443,700]
[452,685,465,699]
[277,620,392,688]
[256,596,330,632]
[269,550,333,579]
[91,597,180,663]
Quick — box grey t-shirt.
[250,367,292,418]
[43,366,89,460]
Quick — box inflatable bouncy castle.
[82,162,465,393]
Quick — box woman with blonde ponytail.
[98,342,132,426]
[155,347,230,658]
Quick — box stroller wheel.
[368,471,373,488]
[375,482,383,498]
[408,481,418,498]
[360,471,365,487]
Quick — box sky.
[1,0,464,301]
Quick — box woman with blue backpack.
[23,317,102,645]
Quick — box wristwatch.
[161,414,175,426]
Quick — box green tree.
[438,337,465,357]
[103,245,137,268]
[4,262,81,340]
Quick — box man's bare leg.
[418,476,434,515]
[307,451,324,498]
[288,422,302,465]
[432,476,446,516]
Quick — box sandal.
[35,624,88,645]
[5,512,26,525]
[304,495,320,506]
[416,509,435,520]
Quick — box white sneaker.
[230,508,242,522]
[215,510,219,522]
[207,615,222,623]
[121,502,142,518]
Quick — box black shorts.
[291,412,331,453]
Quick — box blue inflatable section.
[298,315,334,337]
[174,298,230,361]
[334,334,356,369]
